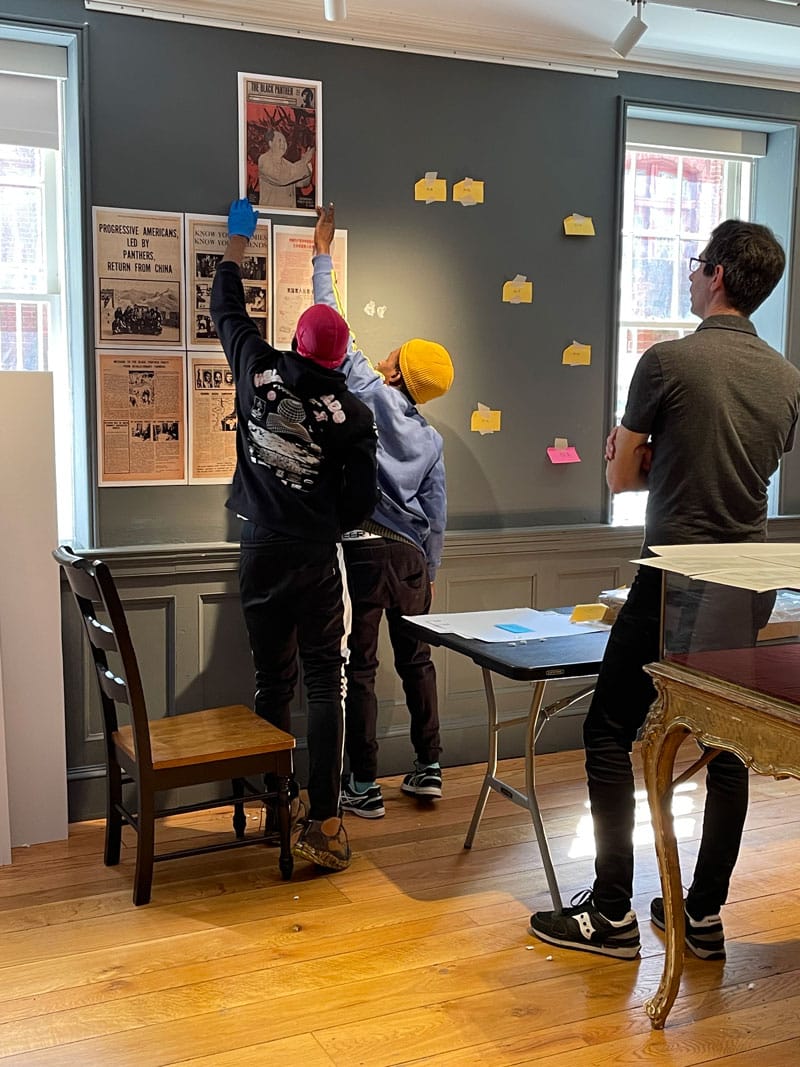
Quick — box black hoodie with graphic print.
[211,260,378,541]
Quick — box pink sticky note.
[547,446,581,464]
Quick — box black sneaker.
[340,775,385,819]
[650,897,725,960]
[528,890,641,959]
[401,761,442,799]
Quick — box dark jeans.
[239,523,345,821]
[342,537,441,782]
[584,565,773,921]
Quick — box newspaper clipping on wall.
[273,225,347,349]
[93,207,184,349]
[96,350,187,486]
[238,73,322,216]
[188,355,237,484]
[185,214,272,348]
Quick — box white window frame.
[612,132,756,528]
[0,25,89,545]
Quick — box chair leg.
[277,775,294,881]
[232,777,247,840]
[104,759,123,867]
[133,789,155,906]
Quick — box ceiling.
[86,1,800,90]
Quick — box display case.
[637,543,800,1028]
[654,567,800,708]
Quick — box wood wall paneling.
[61,520,800,819]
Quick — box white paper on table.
[632,555,721,576]
[735,552,800,569]
[404,607,608,643]
[690,566,800,593]
[636,542,800,592]
[649,543,800,560]
[408,616,457,634]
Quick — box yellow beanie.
[398,338,454,405]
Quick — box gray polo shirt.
[622,314,800,549]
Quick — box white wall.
[0,653,11,865]
[0,372,67,859]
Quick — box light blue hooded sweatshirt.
[312,253,446,580]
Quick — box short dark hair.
[702,219,785,316]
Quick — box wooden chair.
[54,545,295,905]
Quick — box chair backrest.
[53,546,153,771]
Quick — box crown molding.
[85,0,618,77]
[651,0,800,31]
[85,1,800,90]
[621,48,800,93]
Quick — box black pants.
[239,524,345,820]
[342,537,441,782]
[584,565,773,920]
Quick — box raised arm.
[314,201,335,257]
[311,203,380,393]
[311,203,344,316]
[220,198,257,267]
[211,200,274,378]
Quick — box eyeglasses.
[689,256,714,272]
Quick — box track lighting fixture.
[323,0,347,21]
[612,0,648,58]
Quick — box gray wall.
[5,0,800,544]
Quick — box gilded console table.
[641,657,800,1029]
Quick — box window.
[0,143,61,361]
[614,145,752,526]
[0,34,87,544]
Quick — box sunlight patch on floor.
[567,782,698,859]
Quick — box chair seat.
[113,704,295,770]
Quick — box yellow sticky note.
[453,178,485,206]
[414,171,447,204]
[502,274,533,304]
[563,213,596,236]
[471,403,501,435]
[562,341,592,366]
[570,603,609,623]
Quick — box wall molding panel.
[61,519,800,819]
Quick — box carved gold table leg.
[642,684,691,1030]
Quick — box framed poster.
[93,207,184,349]
[184,213,272,348]
[188,355,237,484]
[238,72,321,216]
[96,350,187,486]
[273,224,347,349]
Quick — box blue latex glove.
[228,198,258,239]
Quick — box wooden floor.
[1,746,800,1066]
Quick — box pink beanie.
[294,304,349,369]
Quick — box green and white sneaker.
[401,761,442,799]
[340,775,386,819]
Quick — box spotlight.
[323,0,347,21]
[612,1,648,58]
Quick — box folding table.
[402,611,610,912]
